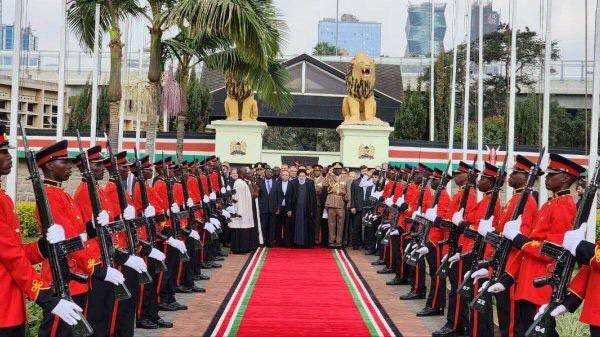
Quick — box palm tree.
[166,0,292,160]
[67,0,144,148]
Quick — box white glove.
[424,206,437,222]
[478,216,495,237]
[487,282,506,293]
[471,268,490,281]
[104,267,125,285]
[46,224,66,244]
[79,233,88,243]
[210,217,221,228]
[170,203,180,214]
[144,205,156,218]
[395,195,405,207]
[534,304,568,321]
[167,237,187,254]
[226,185,232,192]
[221,187,226,194]
[222,210,231,219]
[186,198,194,208]
[448,252,460,264]
[51,299,84,326]
[204,222,216,234]
[502,215,522,240]
[416,246,429,256]
[452,208,464,226]
[209,192,217,200]
[123,205,136,220]
[384,197,393,207]
[226,205,237,214]
[124,255,148,273]
[411,207,422,220]
[563,224,587,256]
[96,210,110,226]
[190,229,200,241]
[203,195,210,204]
[148,248,165,261]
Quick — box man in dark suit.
[349,165,373,250]
[258,167,280,246]
[276,169,295,246]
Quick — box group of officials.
[0,121,233,337]
[364,152,600,337]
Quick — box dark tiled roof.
[200,53,403,102]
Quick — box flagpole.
[462,0,472,161]
[90,4,100,146]
[7,0,23,202]
[118,18,130,152]
[506,0,517,198]
[429,0,436,141]
[476,0,483,171]
[448,0,459,194]
[587,0,600,242]
[539,0,552,203]
[56,0,67,140]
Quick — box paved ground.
[135,249,444,337]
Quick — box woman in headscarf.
[290,169,318,248]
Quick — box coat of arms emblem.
[230,140,247,156]
[358,144,375,159]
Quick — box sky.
[1,0,596,60]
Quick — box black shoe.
[365,249,377,255]
[432,326,455,337]
[386,277,402,285]
[213,256,225,261]
[170,302,188,310]
[219,251,229,257]
[176,286,193,294]
[210,262,222,268]
[416,307,444,317]
[371,260,385,266]
[397,278,410,285]
[399,292,426,300]
[199,262,212,268]
[377,267,393,274]
[158,302,177,311]
[137,319,159,329]
[191,285,206,293]
[154,318,173,328]
[193,274,210,281]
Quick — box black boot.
[399,291,425,300]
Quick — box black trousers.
[444,256,470,335]
[350,211,363,248]
[87,277,113,337]
[159,244,179,305]
[39,293,86,337]
[424,242,445,310]
[516,300,558,337]
[0,325,25,337]
[396,234,409,281]
[180,237,198,288]
[111,266,139,337]
[411,249,426,294]
[139,259,161,322]
[469,278,494,337]
[495,286,516,337]
[260,212,277,246]
[591,325,600,337]
[389,234,400,273]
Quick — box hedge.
[17,201,39,239]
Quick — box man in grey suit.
[349,165,373,250]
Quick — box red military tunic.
[428,189,451,245]
[103,179,147,247]
[39,182,97,297]
[463,192,501,258]
[567,241,600,325]
[152,178,170,211]
[405,183,432,221]
[0,188,46,327]
[133,181,170,234]
[209,172,220,193]
[452,187,478,253]
[511,194,576,305]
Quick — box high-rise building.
[406,2,447,57]
[1,25,39,66]
[318,14,381,57]
[470,1,501,41]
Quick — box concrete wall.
[261,149,341,167]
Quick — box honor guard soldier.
[0,126,82,337]
[433,161,478,337]
[489,153,584,337]
[35,140,125,337]
[388,165,414,286]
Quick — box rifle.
[459,153,508,299]
[176,159,201,251]
[525,160,600,337]
[131,148,167,272]
[76,131,132,299]
[104,136,152,284]
[407,161,453,266]
[470,147,545,312]
[164,153,191,261]
[21,123,94,337]
[402,173,431,264]
[436,155,478,278]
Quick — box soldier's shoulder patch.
[31,279,42,294]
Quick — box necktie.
[267,180,271,194]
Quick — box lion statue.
[342,53,383,124]
[224,73,258,121]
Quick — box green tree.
[393,83,428,140]
[67,82,91,131]
[184,70,213,132]
[313,42,338,56]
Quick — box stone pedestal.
[207,120,267,164]
[336,123,394,168]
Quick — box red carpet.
[206,248,399,337]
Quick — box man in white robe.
[230,167,261,253]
